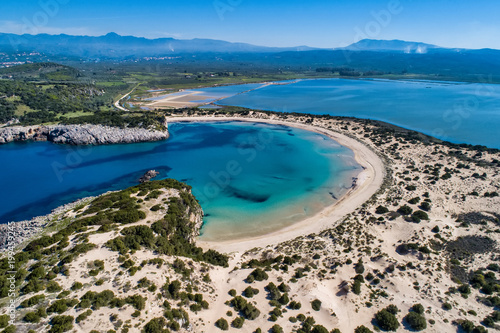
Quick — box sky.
[0,0,499,49]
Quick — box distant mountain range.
[0,32,318,57]
[1,32,498,58]
[1,33,499,82]
[340,39,443,53]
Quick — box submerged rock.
[139,170,160,183]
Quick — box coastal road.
[114,83,141,111]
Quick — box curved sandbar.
[166,115,386,253]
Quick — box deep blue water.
[0,122,360,240]
[214,79,500,148]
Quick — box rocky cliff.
[0,124,169,145]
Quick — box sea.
[0,121,361,240]
[215,78,500,148]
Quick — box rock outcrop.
[0,124,169,145]
[139,170,160,183]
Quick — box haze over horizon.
[0,0,499,50]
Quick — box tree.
[215,318,229,330]
[49,315,74,333]
[311,325,329,333]
[231,316,244,328]
[405,312,427,331]
[397,205,413,215]
[352,280,362,295]
[411,303,424,315]
[311,299,322,311]
[270,324,284,333]
[375,205,389,214]
[374,309,399,331]
[355,258,365,274]
[355,326,373,333]
[247,268,268,282]
[459,320,475,333]
[143,318,169,333]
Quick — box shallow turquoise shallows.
[215,79,500,148]
[0,122,361,240]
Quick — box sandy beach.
[147,91,218,108]
[167,116,385,253]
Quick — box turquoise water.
[215,79,500,148]
[0,122,361,240]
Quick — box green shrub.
[243,286,259,298]
[231,316,244,328]
[420,201,431,211]
[412,210,429,222]
[247,268,268,282]
[411,303,425,314]
[311,325,329,333]
[352,280,362,295]
[20,294,45,308]
[375,309,399,331]
[311,299,322,311]
[125,294,146,310]
[2,325,16,333]
[398,205,413,215]
[459,320,475,333]
[23,311,41,323]
[375,206,389,214]
[143,317,168,333]
[47,299,71,314]
[76,310,92,323]
[46,281,63,293]
[150,204,163,212]
[355,326,373,333]
[49,315,74,333]
[288,301,302,310]
[405,312,427,331]
[215,318,229,330]
[355,259,365,274]
[0,315,9,328]
[270,324,284,333]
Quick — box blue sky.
[1,0,499,49]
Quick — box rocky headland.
[0,124,169,145]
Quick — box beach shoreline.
[166,115,386,253]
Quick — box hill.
[339,39,441,53]
[0,62,80,81]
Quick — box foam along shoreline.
[166,116,385,253]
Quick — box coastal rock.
[139,170,160,183]
[0,123,169,145]
[48,124,169,145]
[0,125,49,143]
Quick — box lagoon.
[216,79,500,148]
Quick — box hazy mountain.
[0,32,317,58]
[339,39,443,53]
[1,33,499,82]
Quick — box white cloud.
[146,31,185,39]
[0,20,93,36]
